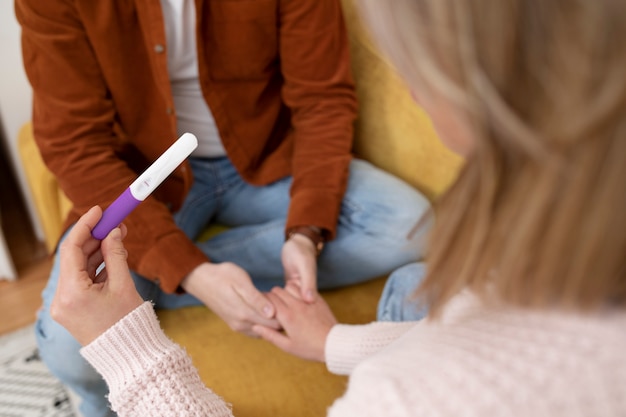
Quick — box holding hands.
[179,227,323,338]
[181,262,281,337]
[55,207,337,361]
[255,283,337,362]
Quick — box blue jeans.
[36,157,430,416]
[377,262,429,322]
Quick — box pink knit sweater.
[81,295,626,416]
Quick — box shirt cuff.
[80,302,178,390]
[325,321,418,375]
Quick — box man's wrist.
[180,262,213,294]
[285,225,326,257]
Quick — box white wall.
[0,0,41,240]
[0,229,16,280]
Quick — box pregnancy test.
[91,132,198,240]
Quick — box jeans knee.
[344,161,432,245]
[377,262,429,321]
[388,187,432,234]
[36,312,100,388]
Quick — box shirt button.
[154,44,165,53]
[166,107,174,115]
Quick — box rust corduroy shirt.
[16,0,357,292]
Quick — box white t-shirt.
[160,0,226,157]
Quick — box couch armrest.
[17,123,71,253]
[341,0,462,200]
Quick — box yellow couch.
[17,0,461,415]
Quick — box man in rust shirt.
[16,0,430,415]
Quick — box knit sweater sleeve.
[80,302,233,417]
[325,321,418,375]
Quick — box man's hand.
[52,206,144,346]
[181,262,280,337]
[254,284,337,362]
[281,234,318,302]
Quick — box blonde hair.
[358,0,626,315]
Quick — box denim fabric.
[377,262,429,322]
[35,157,431,415]
[36,242,116,417]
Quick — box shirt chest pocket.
[202,0,278,80]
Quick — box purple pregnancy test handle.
[91,188,142,240]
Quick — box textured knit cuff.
[325,322,418,376]
[80,302,178,390]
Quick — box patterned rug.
[0,325,76,417]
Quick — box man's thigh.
[215,174,292,226]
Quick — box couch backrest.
[341,0,462,200]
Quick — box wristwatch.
[286,225,326,257]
